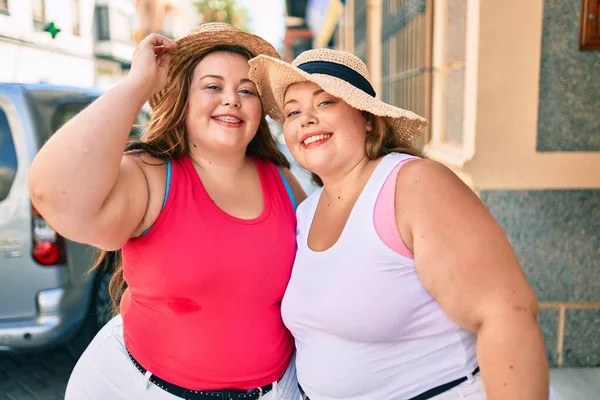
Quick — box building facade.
[93,0,137,89]
[0,0,96,86]
[0,0,199,89]
[134,0,199,42]
[287,0,600,367]
[283,0,313,62]
[96,0,199,90]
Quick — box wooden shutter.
[580,0,600,50]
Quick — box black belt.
[299,367,480,400]
[127,349,276,400]
[408,367,480,400]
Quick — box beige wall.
[431,0,600,190]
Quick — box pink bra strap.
[373,158,417,258]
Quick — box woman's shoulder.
[395,158,478,210]
[396,158,454,186]
[382,151,423,161]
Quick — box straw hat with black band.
[248,48,427,143]
[149,22,281,110]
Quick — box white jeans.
[431,375,561,400]
[301,374,561,400]
[299,375,485,400]
[427,374,486,399]
[66,315,301,400]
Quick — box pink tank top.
[282,153,478,399]
[120,156,296,390]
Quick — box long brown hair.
[93,45,290,315]
[310,112,424,186]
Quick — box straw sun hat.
[248,48,427,142]
[149,22,280,110]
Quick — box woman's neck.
[188,148,251,179]
[319,155,377,206]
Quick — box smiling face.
[185,51,263,154]
[282,81,372,179]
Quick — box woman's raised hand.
[126,33,178,98]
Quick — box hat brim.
[249,55,428,143]
[149,30,280,110]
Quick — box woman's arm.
[395,159,549,400]
[28,34,177,250]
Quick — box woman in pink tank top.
[248,49,552,399]
[29,23,306,400]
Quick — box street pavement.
[0,348,76,399]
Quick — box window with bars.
[95,5,110,40]
[95,5,133,43]
[381,0,432,143]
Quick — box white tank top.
[281,153,478,400]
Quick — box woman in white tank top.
[248,49,554,400]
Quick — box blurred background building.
[290,0,600,369]
[0,0,199,89]
[0,0,97,86]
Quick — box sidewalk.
[550,368,600,400]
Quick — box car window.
[27,90,149,145]
[51,102,149,138]
[51,103,90,132]
[0,108,18,201]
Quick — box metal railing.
[382,0,432,143]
